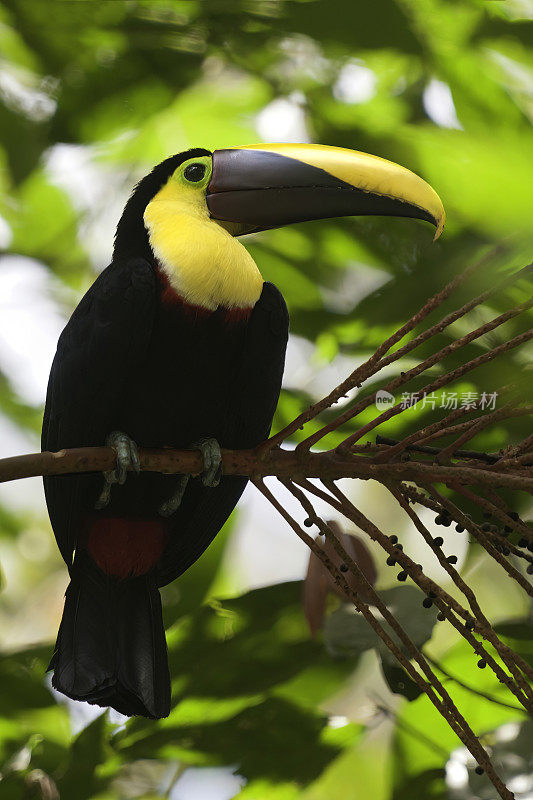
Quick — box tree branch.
[2,445,532,493]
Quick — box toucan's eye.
[183,163,206,182]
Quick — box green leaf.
[302,727,393,800]
[393,637,527,793]
[494,620,533,669]
[4,169,89,280]
[58,714,112,800]
[283,0,421,54]
[0,645,70,789]
[116,582,356,787]
[325,586,437,655]
[120,696,356,784]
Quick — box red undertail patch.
[87,518,167,578]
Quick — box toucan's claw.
[95,431,140,509]
[94,472,115,510]
[158,475,190,518]
[157,437,222,517]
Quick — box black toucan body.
[42,144,444,718]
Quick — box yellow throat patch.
[143,165,263,311]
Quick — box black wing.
[155,281,289,587]
[42,258,157,567]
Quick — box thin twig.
[374,435,500,464]
[425,657,524,712]
[391,486,533,709]
[338,325,533,452]
[258,247,509,454]
[255,478,514,799]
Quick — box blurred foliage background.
[0,0,532,798]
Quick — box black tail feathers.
[49,551,170,719]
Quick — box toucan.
[42,143,444,719]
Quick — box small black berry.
[447,555,458,564]
[477,659,486,669]
[455,524,465,532]
[465,620,475,631]
[437,612,446,621]
[303,518,313,527]
[502,546,510,556]
[397,571,407,582]
[527,564,533,575]
[386,556,396,566]
[389,535,398,544]
[340,564,348,572]
[422,598,432,608]
[475,766,484,775]
[435,515,443,525]
[441,518,452,527]
[433,537,444,547]
[395,543,403,551]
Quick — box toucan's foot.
[95,431,140,510]
[196,437,222,488]
[107,431,141,484]
[157,437,222,517]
